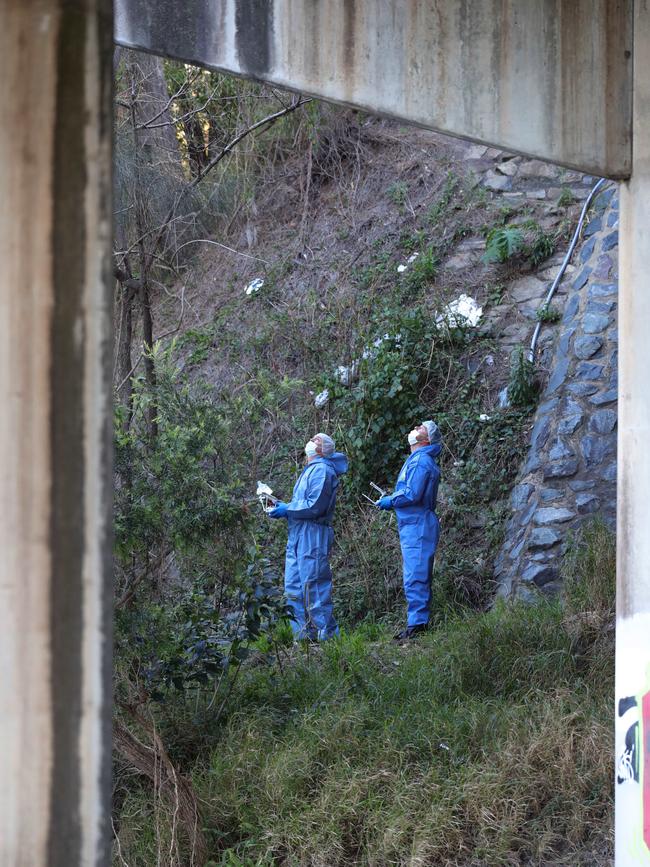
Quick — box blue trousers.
[284,520,339,640]
[397,511,440,626]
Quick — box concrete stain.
[342,0,356,82]
[48,7,86,865]
[236,0,273,76]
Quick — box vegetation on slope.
[112,53,608,867]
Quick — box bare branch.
[138,84,217,131]
[116,352,144,393]
[134,69,199,130]
[173,238,269,265]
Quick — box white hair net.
[422,420,441,445]
[314,432,335,457]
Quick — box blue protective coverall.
[388,444,441,627]
[282,453,348,640]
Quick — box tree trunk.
[130,50,182,172]
[139,280,158,439]
[115,285,134,417]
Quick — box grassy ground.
[114,523,615,867]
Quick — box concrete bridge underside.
[1,1,648,865]
[116,0,633,178]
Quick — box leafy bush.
[483,226,525,263]
[483,221,557,267]
[508,344,538,407]
[114,344,243,563]
[113,346,295,723]
[323,308,435,492]
[116,549,289,701]
[536,302,562,323]
[528,226,556,266]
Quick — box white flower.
[397,264,407,273]
[479,414,491,422]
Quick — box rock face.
[495,186,618,598]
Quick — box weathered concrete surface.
[115,0,633,178]
[615,3,650,864]
[0,1,113,865]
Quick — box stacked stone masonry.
[494,185,618,599]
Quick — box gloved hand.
[268,502,288,518]
[377,496,393,511]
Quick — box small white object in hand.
[256,481,276,513]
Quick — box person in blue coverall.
[268,433,348,641]
[376,420,442,640]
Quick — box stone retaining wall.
[495,185,619,598]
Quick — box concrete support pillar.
[616,3,650,864]
[0,2,113,865]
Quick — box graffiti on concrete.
[617,680,650,855]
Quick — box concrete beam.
[115,0,633,178]
[0,1,113,865]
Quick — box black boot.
[393,623,428,641]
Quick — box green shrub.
[386,180,408,210]
[483,226,525,263]
[508,344,538,407]
[536,302,562,323]
[528,227,556,266]
[401,245,438,293]
[483,221,557,267]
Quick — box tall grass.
[114,522,615,867]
